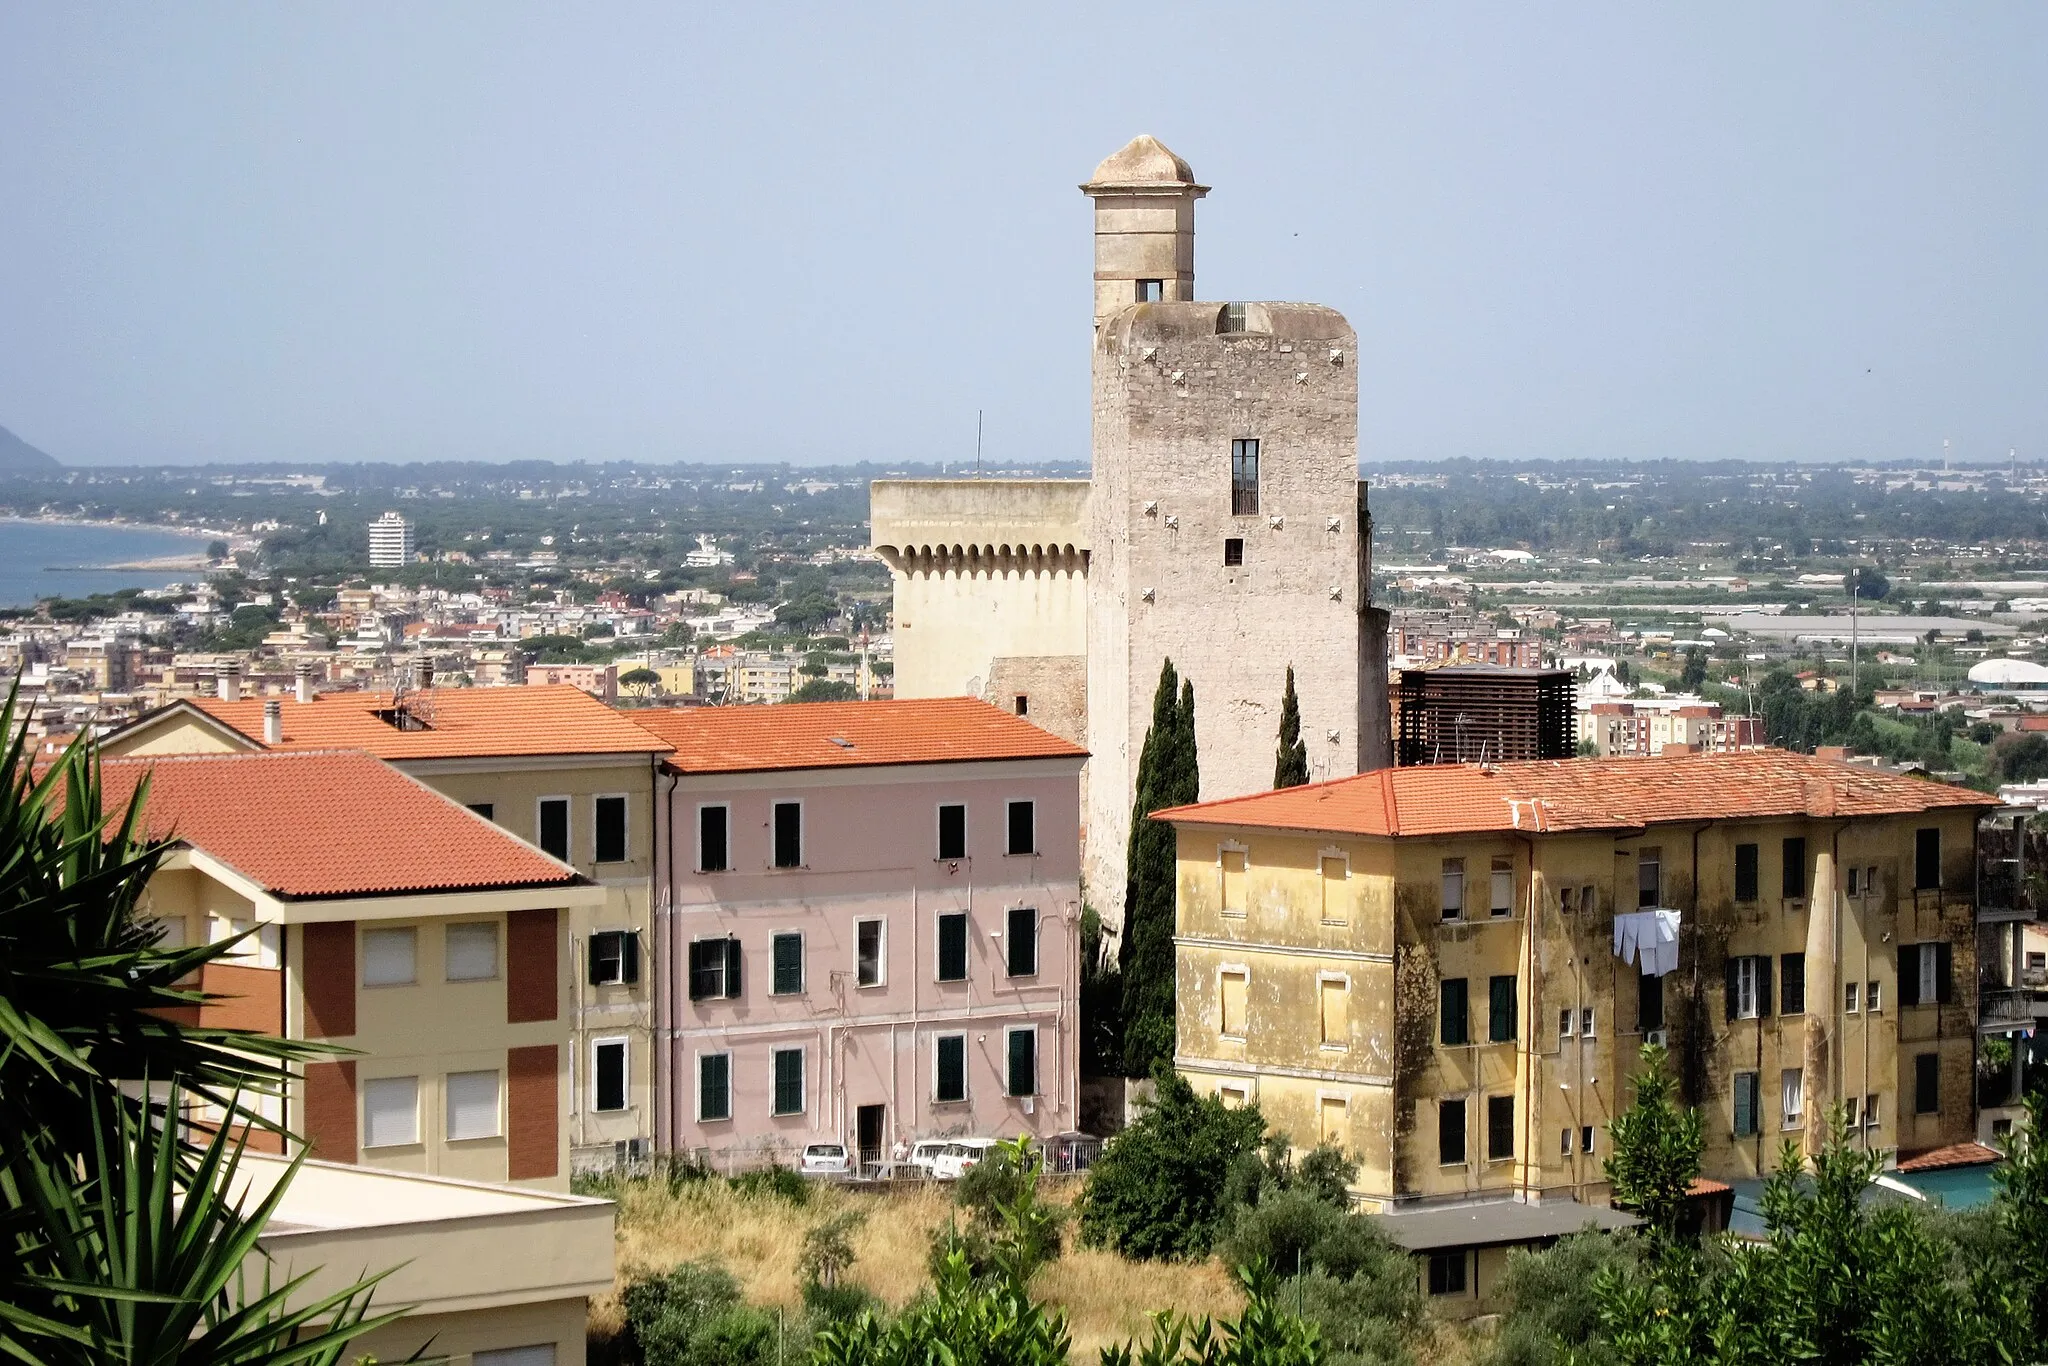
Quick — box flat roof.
[1373,1197,1639,1252]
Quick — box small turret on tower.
[1081,135,1208,328]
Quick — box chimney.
[218,662,241,702]
[418,657,435,691]
[1660,741,1698,756]
[294,661,314,704]
[1816,745,1852,762]
[263,698,282,745]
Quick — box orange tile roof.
[1896,1141,2001,1173]
[190,685,670,760]
[1154,748,1997,839]
[628,698,1087,774]
[1686,1177,1733,1196]
[97,750,581,899]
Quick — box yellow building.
[103,683,671,1174]
[1160,749,1993,1306]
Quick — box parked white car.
[799,1142,851,1176]
[904,1139,954,1177]
[931,1138,1000,1180]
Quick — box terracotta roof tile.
[191,685,670,760]
[98,750,581,899]
[629,698,1087,774]
[1154,748,1997,838]
[1896,1141,2001,1172]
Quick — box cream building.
[871,135,1391,923]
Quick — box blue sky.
[1,4,2042,468]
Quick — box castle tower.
[1081,135,1208,327]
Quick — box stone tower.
[1082,136,1391,923]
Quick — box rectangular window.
[1639,971,1665,1031]
[446,1069,501,1141]
[1846,981,1860,1013]
[1581,1125,1596,1155]
[1319,977,1347,1049]
[1223,537,1245,567]
[1865,1093,1880,1127]
[362,927,417,987]
[1844,1095,1860,1127]
[698,804,729,872]
[1136,278,1164,302]
[936,913,969,982]
[687,938,742,1001]
[856,919,884,987]
[1230,438,1260,515]
[1780,952,1805,1015]
[1726,955,1771,1020]
[1562,1127,1574,1157]
[772,932,804,995]
[1915,828,1941,890]
[1915,1052,1940,1114]
[937,804,967,860]
[588,929,640,986]
[1867,980,1881,1012]
[1014,694,1029,716]
[1438,1098,1466,1165]
[1320,857,1348,924]
[772,1047,804,1115]
[594,795,627,863]
[1782,837,1807,898]
[1846,865,1861,897]
[1220,969,1249,1038]
[467,802,495,821]
[1899,943,1951,1006]
[1440,977,1469,1046]
[1007,1028,1037,1097]
[1487,1094,1515,1161]
[935,1034,967,1102]
[1637,849,1660,908]
[1559,1007,1575,1039]
[1441,859,1465,920]
[1006,800,1035,856]
[1489,974,1518,1043]
[1735,842,1760,901]
[1734,1070,1760,1137]
[1866,866,1879,898]
[697,1051,730,1121]
[539,797,570,861]
[1782,1067,1804,1130]
[1006,906,1038,977]
[363,1076,419,1148]
[1580,1007,1595,1037]
[773,802,803,868]
[1428,1250,1468,1297]
[445,922,499,982]
[1490,858,1514,916]
[594,1038,628,1113]
[1221,848,1248,917]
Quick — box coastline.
[0,514,231,541]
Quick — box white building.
[368,512,416,568]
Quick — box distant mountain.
[0,426,59,473]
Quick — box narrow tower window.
[1223,538,1244,567]
[1136,279,1163,302]
[1230,439,1260,516]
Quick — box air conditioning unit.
[1644,1029,1668,1047]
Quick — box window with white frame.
[1220,847,1248,917]
[594,795,628,863]
[697,1051,730,1121]
[856,919,884,987]
[772,801,803,868]
[1441,859,1465,920]
[1782,1067,1804,1130]
[1320,855,1348,924]
[772,1047,804,1115]
[362,1075,419,1148]
[1006,1027,1037,1097]
[1006,907,1039,977]
[698,804,730,872]
[937,803,967,861]
[593,1038,628,1113]
[935,1034,966,1103]
[771,932,805,995]
[445,922,499,982]
[1006,800,1036,856]
[362,927,417,987]
[589,929,640,986]
[688,938,742,1000]
[446,1069,501,1141]
[1732,956,1760,1019]
[538,797,570,861]
[1490,857,1513,916]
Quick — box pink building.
[632,699,1087,1171]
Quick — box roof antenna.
[976,409,983,478]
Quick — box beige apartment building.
[104,682,670,1172]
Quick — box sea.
[0,520,213,609]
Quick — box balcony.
[1977,812,2048,922]
[1979,988,2048,1029]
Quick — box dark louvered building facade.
[1395,665,1576,766]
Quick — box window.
[1780,953,1805,1015]
[216,918,280,969]
[1136,278,1163,302]
[1561,1127,1574,1157]
[1490,858,1514,916]
[1782,1068,1804,1130]
[1318,977,1347,1050]
[1223,537,1245,567]
[1006,800,1035,856]
[1006,906,1038,977]
[937,913,969,982]
[1441,859,1465,920]
[1734,842,1760,901]
[772,1048,804,1115]
[1220,1085,1248,1108]
[363,1075,419,1148]
[1898,943,1952,1006]
[1581,1125,1596,1155]
[1726,955,1772,1020]
[1317,1095,1346,1145]
[698,804,729,872]
[1637,849,1660,908]
[362,927,417,987]
[1007,1028,1038,1097]
[1846,981,1860,1013]
[1428,1250,1467,1296]
[1440,978,1469,1046]
[1014,694,1028,716]
[938,804,967,860]
[1220,969,1249,1038]
[594,795,627,863]
[1320,857,1348,924]
[1438,1098,1466,1165]
[772,932,804,995]
[475,1346,557,1366]
[1734,1071,1760,1137]
[1844,1095,1860,1127]
[1580,1007,1595,1037]
[1559,1007,1575,1039]
[1866,980,1881,1012]
[1845,865,1861,897]
[446,1069,501,1140]
[593,1039,628,1112]
[467,802,495,821]
[688,938,742,1000]
[1230,438,1260,515]
[856,919,884,987]
[1782,837,1807,898]
[1489,974,1517,1043]
[1864,1093,1880,1127]
[773,801,803,868]
[697,1051,730,1121]
[445,922,499,982]
[935,1034,967,1103]
[1487,1095,1515,1161]
[1865,865,1879,898]
[1639,972,1665,1032]
[1221,848,1248,917]
[1915,1052,1940,1114]
[539,797,569,861]
[1915,828,1941,890]
[2031,952,2047,972]
[589,930,640,986]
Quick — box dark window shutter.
[1898,945,1920,1006]
[1782,838,1806,898]
[1439,1099,1466,1165]
[1916,828,1941,891]
[1915,1052,1940,1114]
[699,805,728,872]
[622,931,641,985]
[588,932,609,987]
[688,940,714,1000]
[724,938,742,999]
[1936,942,1954,1004]
[1490,975,1517,1043]
[1725,957,1740,1020]
[1757,956,1773,1018]
[1639,972,1665,1031]
[1441,978,1468,1046]
[936,1035,966,1102]
[1007,1030,1037,1096]
[938,914,969,982]
[1781,953,1805,1014]
[1735,844,1759,901]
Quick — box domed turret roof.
[1085,134,1200,188]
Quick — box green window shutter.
[936,1035,966,1102]
[772,933,803,995]
[699,1053,730,1121]
[1780,953,1804,1014]
[937,913,969,981]
[1734,1072,1755,1136]
[1441,978,1468,1046]
[1489,975,1517,1043]
[773,1049,803,1115]
[1007,1030,1037,1097]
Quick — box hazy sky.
[2,4,2044,468]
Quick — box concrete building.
[1587,700,1766,758]
[368,512,417,568]
[871,135,1388,926]
[1158,749,1993,1308]
[631,699,1087,1169]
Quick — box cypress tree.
[1120,659,1198,1075]
[1274,666,1309,788]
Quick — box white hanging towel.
[1612,908,1682,977]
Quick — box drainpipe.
[1513,833,1539,1202]
[654,757,677,1153]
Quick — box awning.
[1613,908,1682,977]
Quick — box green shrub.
[1222,1188,1344,1278]
[729,1164,810,1206]
[1483,1231,1641,1366]
[621,1259,779,1366]
[1078,1067,1267,1260]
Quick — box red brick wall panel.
[303,1060,357,1164]
[198,963,284,1036]
[507,1044,559,1180]
[506,908,559,1024]
[301,921,357,1039]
